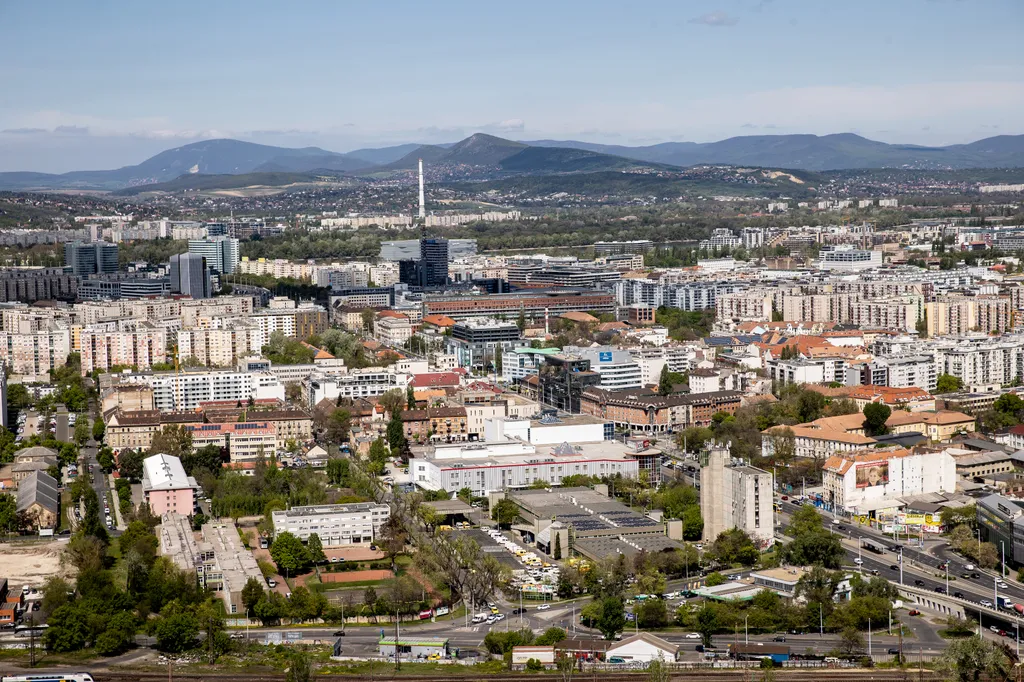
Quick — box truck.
[998,596,1015,610]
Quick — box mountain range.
[2,132,1023,192]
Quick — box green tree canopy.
[269,531,311,575]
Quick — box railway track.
[97,670,945,682]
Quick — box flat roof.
[379,637,448,646]
[422,499,474,515]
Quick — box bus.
[1,674,95,682]
[13,624,48,638]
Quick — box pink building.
[141,453,199,516]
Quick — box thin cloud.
[689,11,739,27]
[1,128,48,135]
[54,125,89,135]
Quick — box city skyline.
[1,0,1022,172]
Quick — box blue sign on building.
[598,351,613,363]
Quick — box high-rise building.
[188,237,240,275]
[64,242,119,276]
[700,443,774,547]
[169,253,212,299]
[419,238,449,287]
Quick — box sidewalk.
[108,473,126,531]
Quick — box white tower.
[417,158,426,219]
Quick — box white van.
[472,612,489,624]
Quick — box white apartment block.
[116,370,285,411]
[700,444,774,547]
[375,315,413,347]
[614,279,747,311]
[305,369,411,405]
[271,503,390,546]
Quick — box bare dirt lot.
[0,540,70,588]
[319,570,392,584]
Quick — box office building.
[271,502,391,546]
[64,241,119,276]
[502,347,561,383]
[593,240,654,255]
[700,444,774,547]
[188,237,240,275]
[562,346,642,391]
[538,353,601,414]
[169,253,212,299]
[977,494,1024,566]
[818,245,883,271]
[423,289,615,321]
[78,274,171,300]
[446,317,527,369]
[142,454,200,516]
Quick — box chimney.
[418,159,426,219]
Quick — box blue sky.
[1,0,1022,172]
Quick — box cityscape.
[1,2,1024,682]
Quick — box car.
[870,569,880,576]
[934,587,946,594]
[961,572,972,579]
[1001,630,1009,637]
[781,495,788,501]
[890,565,900,571]
[230,632,244,640]
[854,558,863,565]
[773,636,786,642]
[888,647,901,655]
[981,600,994,608]
[914,579,925,587]
[537,604,550,610]
[965,564,976,571]
[788,629,804,635]
[972,573,982,579]
[999,581,1009,589]
[990,625,1000,633]
[837,525,846,530]
[267,579,277,588]
[694,645,704,652]
[486,616,496,624]
[954,592,965,599]
[938,562,948,570]
[330,557,339,563]
[333,630,346,636]
[832,518,841,525]
[685,633,701,639]
[908,610,920,616]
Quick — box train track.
[96,670,946,682]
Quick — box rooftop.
[142,453,198,492]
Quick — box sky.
[1,0,1022,173]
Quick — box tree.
[595,596,626,641]
[535,627,567,646]
[95,611,137,656]
[838,626,863,656]
[658,365,673,397]
[181,444,224,476]
[386,415,406,451]
[44,604,91,652]
[0,493,18,536]
[935,374,963,395]
[379,389,406,419]
[148,424,193,460]
[378,515,408,571]
[307,533,326,564]
[767,427,796,463]
[326,457,350,485]
[553,532,562,560]
[407,384,416,410]
[517,309,527,334]
[92,418,106,442]
[635,598,669,629]
[270,531,311,575]
[862,403,891,436]
[695,603,718,647]
[117,448,145,482]
[73,418,90,446]
[492,498,519,528]
[325,409,352,445]
[154,611,200,653]
[936,636,1009,682]
[242,576,265,613]
[709,528,760,566]
[781,506,845,568]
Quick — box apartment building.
[158,513,264,615]
[113,370,285,411]
[178,322,264,367]
[821,447,956,516]
[375,314,413,347]
[305,368,411,405]
[401,407,469,444]
[142,454,199,515]
[446,317,528,370]
[423,289,615,321]
[0,326,71,376]
[105,411,202,451]
[0,267,78,303]
[849,296,922,332]
[271,503,391,546]
[79,323,168,375]
[716,289,773,322]
[580,387,742,434]
[187,421,277,461]
[250,302,329,340]
[700,444,774,547]
[926,296,1013,336]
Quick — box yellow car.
[427,653,441,661]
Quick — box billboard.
[855,461,889,488]
[598,351,613,363]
